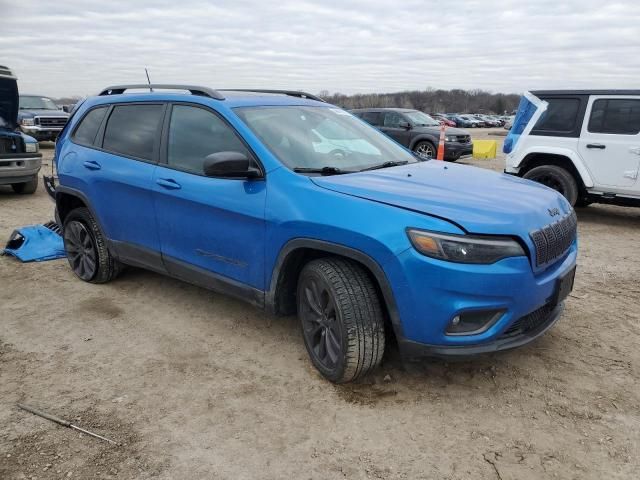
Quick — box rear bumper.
[0,155,42,184]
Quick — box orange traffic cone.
[437,123,446,160]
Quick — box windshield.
[19,96,59,110]
[234,106,418,172]
[404,110,440,127]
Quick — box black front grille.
[37,116,67,128]
[530,211,577,267]
[500,303,554,338]
[456,135,471,143]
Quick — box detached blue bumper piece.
[3,223,66,262]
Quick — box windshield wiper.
[359,160,409,172]
[293,166,350,175]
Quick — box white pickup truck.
[504,90,640,208]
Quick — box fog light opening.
[445,309,505,336]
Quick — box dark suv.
[351,108,473,161]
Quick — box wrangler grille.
[36,116,68,129]
[530,211,577,267]
[500,303,554,338]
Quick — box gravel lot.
[1,132,639,479]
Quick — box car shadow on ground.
[576,204,640,227]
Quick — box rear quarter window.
[72,107,108,146]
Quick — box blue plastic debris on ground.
[3,223,66,262]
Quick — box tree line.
[318,88,521,115]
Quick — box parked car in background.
[351,108,473,161]
[432,114,456,127]
[52,84,577,383]
[18,94,69,142]
[445,114,472,128]
[504,89,640,208]
[0,66,42,194]
[477,114,502,127]
[504,116,514,130]
[457,115,483,128]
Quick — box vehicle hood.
[310,161,571,236]
[0,75,19,130]
[412,126,468,136]
[18,109,69,117]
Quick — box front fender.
[409,134,438,150]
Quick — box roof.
[531,89,640,97]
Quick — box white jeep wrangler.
[504,90,640,208]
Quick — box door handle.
[156,178,181,190]
[83,160,101,170]
[586,144,606,149]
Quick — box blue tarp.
[3,224,66,262]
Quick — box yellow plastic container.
[472,140,497,159]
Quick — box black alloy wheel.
[63,220,98,281]
[413,141,436,159]
[299,274,342,372]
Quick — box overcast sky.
[2,0,639,98]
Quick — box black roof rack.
[0,65,16,79]
[218,89,326,102]
[98,84,225,100]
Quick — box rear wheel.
[63,207,122,283]
[523,165,578,206]
[297,258,385,383]
[11,176,38,194]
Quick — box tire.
[11,176,38,194]
[62,207,122,284]
[413,141,437,160]
[523,165,579,206]
[297,258,385,383]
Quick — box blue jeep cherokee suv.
[53,84,577,383]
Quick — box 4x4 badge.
[548,208,560,217]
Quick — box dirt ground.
[1,133,639,479]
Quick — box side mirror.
[398,121,412,130]
[203,151,261,179]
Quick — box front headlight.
[407,229,525,264]
[21,118,35,126]
[444,135,457,142]
[25,142,39,153]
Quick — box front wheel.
[297,258,385,383]
[523,165,578,206]
[413,141,436,160]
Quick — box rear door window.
[73,107,108,146]
[588,99,640,134]
[102,104,164,161]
